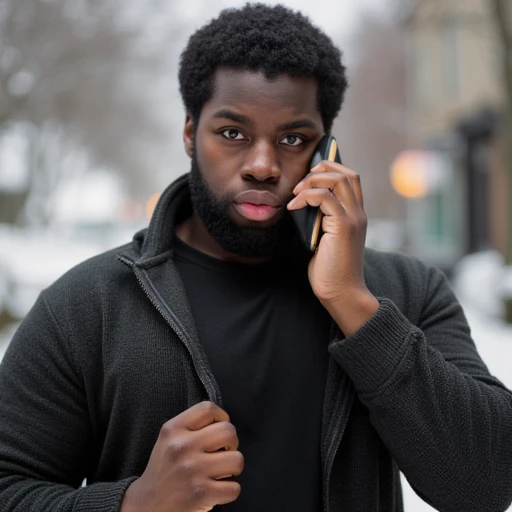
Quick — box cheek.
[196,135,240,192]
[283,156,310,186]
[197,134,243,167]
[197,136,224,174]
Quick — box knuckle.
[222,421,237,438]
[199,400,217,414]
[159,420,175,439]
[179,457,200,477]
[167,437,190,458]
[234,451,245,474]
[228,482,242,500]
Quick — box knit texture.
[1,174,511,512]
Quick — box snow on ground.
[0,250,511,511]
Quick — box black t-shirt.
[173,238,331,511]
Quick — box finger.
[332,173,361,213]
[293,172,360,213]
[309,160,352,175]
[173,401,230,431]
[287,188,345,217]
[208,479,242,506]
[293,171,341,193]
[347,172,364,210]
[197,421,239,452]
[205,450,245,480]
[308,162,364,209]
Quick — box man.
[0,4,511,512]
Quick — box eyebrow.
[211,109,318,132]
[212,110,251,125]
[278,119,317,131]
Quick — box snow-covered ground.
[0,250,511,511]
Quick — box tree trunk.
[0,192,28,225]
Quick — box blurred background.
[0,0,511,509]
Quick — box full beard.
[188,149,293,259]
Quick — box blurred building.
[401,0,509,271]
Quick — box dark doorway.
[456,108,498,253]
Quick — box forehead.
[203,68,321,120]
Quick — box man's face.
[185,69,324,258]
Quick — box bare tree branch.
[0,0,185,223]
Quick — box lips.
[233,190,282,222]
[234,190,281,207]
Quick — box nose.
[241,139,281,183]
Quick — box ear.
[183,114,195,158]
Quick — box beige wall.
[406,0,503,145]
[403,0,511,257]
[333,13,408,222]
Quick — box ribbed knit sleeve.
[328,265,512,512]
[0,293,136,511]
[74,478,138,511]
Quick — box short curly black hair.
[178,3,348,133]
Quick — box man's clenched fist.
[120,401,244,512]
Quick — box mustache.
[190,152,295,205]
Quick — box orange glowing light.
[146,193,160,221]
[390,151,431,199]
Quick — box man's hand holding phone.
[120,401,244,512]
[287,143,379,336]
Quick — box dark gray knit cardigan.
[1,174,511,512]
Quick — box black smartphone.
[289,135,342,254]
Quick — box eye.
[221,129,246,140]
[279,135,304,146]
